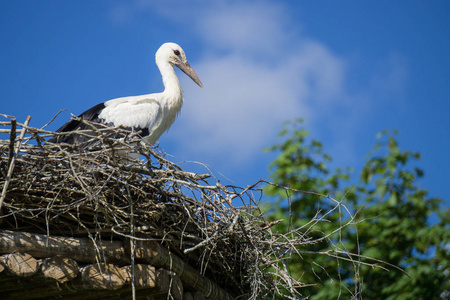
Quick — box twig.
[0,115,31,212]
[40,108,67,130]
[6,118,16,167]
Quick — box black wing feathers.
[49,103,108,144]
[49,102,149,146]
[55,103,106,133]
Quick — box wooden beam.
[133,239,234,300]
[81,263,127,290]
[0,230,128,264]
[121,264,157,288]
[41,256,79,283]
[0,230,233,299]
[0,256,184,299]
[2,253,39,277]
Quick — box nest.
[1,115,393,299]
[0,115,303,299]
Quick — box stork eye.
[173,50,180,56]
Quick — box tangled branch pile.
[0,115,389,299]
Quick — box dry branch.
[0,115,31,210]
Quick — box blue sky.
[1,1,449,208]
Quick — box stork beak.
[176,61,203,88]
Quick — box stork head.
[156,42,203,88]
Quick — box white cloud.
[173,39,346,163]
[108,1,143,25]
[196,2,295,57]
[175,54,304,162]
[369,53,408,101]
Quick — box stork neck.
[158,61,182,101]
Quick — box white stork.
[51,42,203,146]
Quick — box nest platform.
[0,115,303,299]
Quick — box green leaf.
[263,121,447,299]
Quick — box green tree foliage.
[265,120,449,299]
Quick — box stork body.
[51,42,203,145]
